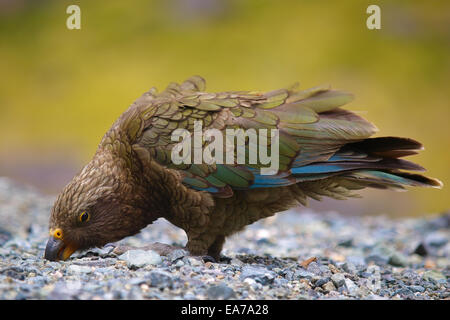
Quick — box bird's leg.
[185,236,212,262]
[206,235,224,261]
[184,232,229,263]
[185,234,231,263]
[207,235,231,263]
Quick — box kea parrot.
[44,76,442,261]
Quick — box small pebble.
[322,281,337,292]
[422,270,446,284]
[67,265,92,274]
[344,278,358,296]
[408,285,425,293]
[314,277,330,287]
[206,284,235,299]
[331,273,346,288]
[388,253,408,267]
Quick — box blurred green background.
[0,0,449,216]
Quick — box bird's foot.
[193,254,232,264]
[200,255,217,263]
[216,254,232,264]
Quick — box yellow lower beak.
[61,242,78,260]
[44,236,78,261]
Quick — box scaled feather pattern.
[44,76,442,261]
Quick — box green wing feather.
[120,76,440,197]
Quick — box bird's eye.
[78,211,90,223]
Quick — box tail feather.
[291,136,442,191]
[291,157,425,176]
[245,136,442,193]
[343,170,443,190]
[345,137,423,158]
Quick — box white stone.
[119,249,162,268]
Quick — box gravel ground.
[0,177,448,300]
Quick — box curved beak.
[44,235,78,261]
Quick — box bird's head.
[44,155,147,261]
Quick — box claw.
[217,255,232,264]
[202,255,217,263]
